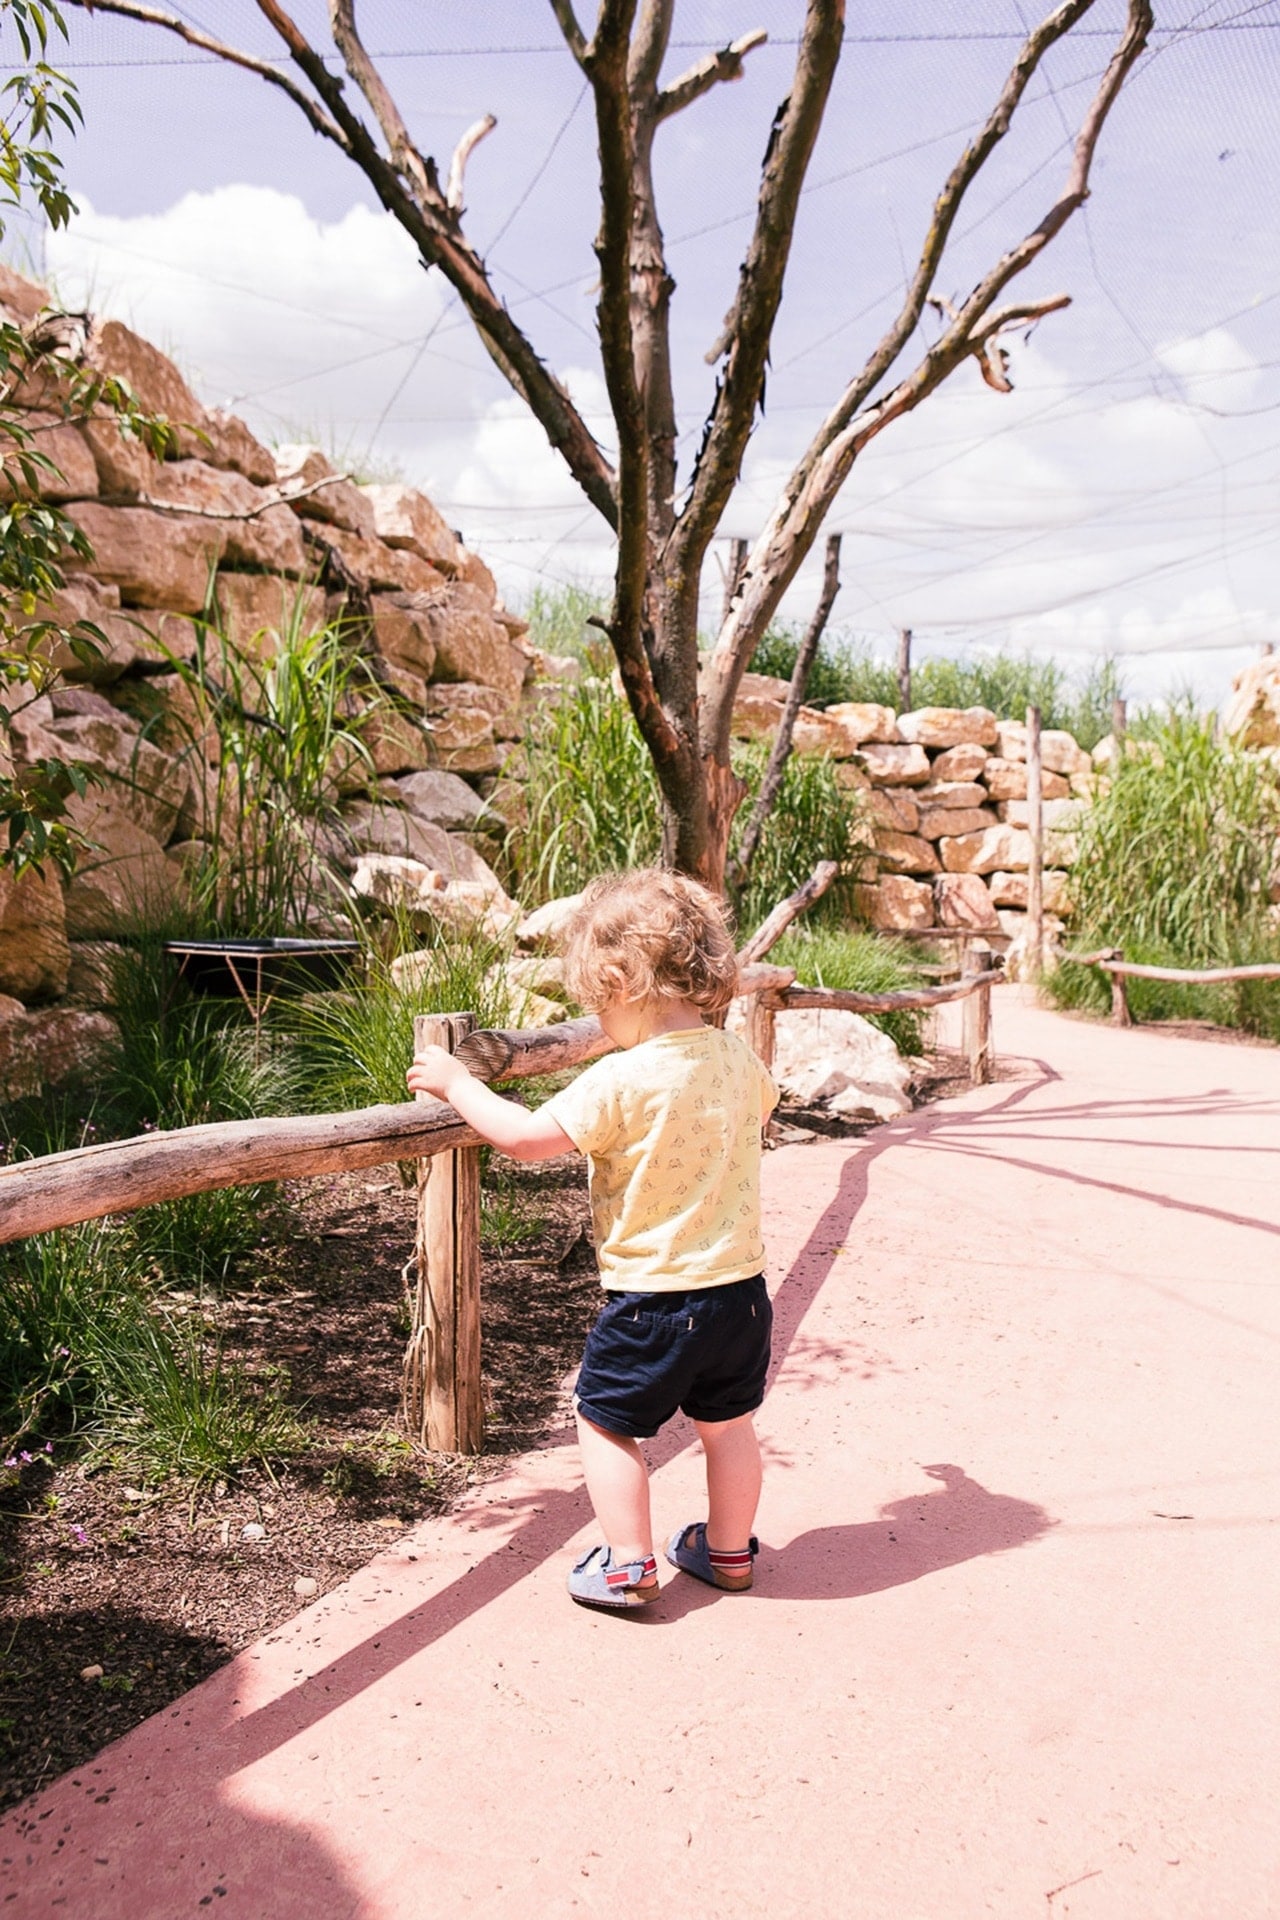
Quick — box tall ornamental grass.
[1049,709,1280,1038]
[770,927,927,1056]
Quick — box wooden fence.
[1058,948,1280,1026]
[0,934,1001,1454]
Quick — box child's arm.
[406,1046,575,1164]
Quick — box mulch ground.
[0,1059,976,1814]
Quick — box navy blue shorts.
[573,1273,772,1440]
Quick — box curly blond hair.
[562,868,738,1015]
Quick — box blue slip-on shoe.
[567,1544,661,1611]
[665,1521,758,1592]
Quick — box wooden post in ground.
[897,627,912,714]
[1025,704,1044,981]
[962,940,994,1085]
[1107,950,1132,1028]
[744,990,779,1074]
[404,1011,483,1453]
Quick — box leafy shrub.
[771,927,927,1055]
[1049,708,1280,1038]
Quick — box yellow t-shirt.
[543,1025,778,1292]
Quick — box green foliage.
[514,673,662,904]
[523,580,610,665]
[160,610,378,937]
[771,926,927,1055]
[1048,708,1280,1038]
[729,739,867,937]
[750,624,899,711]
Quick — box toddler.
[406,868,778,1612]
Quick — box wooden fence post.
[962,940,994,1085]
[897,627,912,714]
[1025,704,1044,981]
[745,989,778,1074]
[403,1011,483,1453]
[1107,950,1132,1028]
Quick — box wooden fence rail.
[1058,947,1280,1026]
[0,956,1001,1451]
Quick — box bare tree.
[70,0,1153,890]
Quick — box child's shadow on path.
[663,1464,1052,1613]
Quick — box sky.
[8,0,1280,706]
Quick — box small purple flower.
[70,1524,88,1545]
[58,1347,70,1358]
[44,1441,53,1453]
[3,1457,16,1470]
[19,1451,32,1464]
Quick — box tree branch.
[69,0,350,146]
[731,531,841,888]
[548,0,589,69]
[447,114,497,212]
[328,0,437,200]
[655,27,768,122]
[701,0,1152,762]
[667,0,844,582]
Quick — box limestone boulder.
[988,869,1071,915]
[866,788,919,834]
[0,1002,120,1099]
[66,940,125,1008]
[370,593,438,680]
[426,681,522,740]
[516,892,585,952]
[771,1007,913,1123]
[64,502,222,612]
[351,854,517,940]
[381,770,488,832]
[998,912,1066,982]
[77,412,157,499]
[856,741,931,787]
[0,412,99,502]
[203,409,277,487]
[456,546,497,602]
[994,721,1088,777]
[930,741,989,782]
[339,804,514,904]
[82,318,209,459]
[737,671,792,703]
[918,806,998,841]
[730,693,783,742]
[999,798,1088,831]
[361,709,433,779]
[62,806,190,937]
[934,872,1001,932]
[273,444,376,535]
[214,573,327,663]
[898,706,998,750]
[791,707,857,759]
[1224,654,1280,749]
[149,461,307,575]
[981,757,1069,802]
[307,522,444,596]
[1044,828,1080,868]
[940,824,1033,875]
[425,707,501,776]
[917,781,987,810]
[875,830,939,876]
[30,699,188,845]
[0,863,70,1001]
[853,875,934,931]
[417,583,530,698]
[824,702,900,747]
[361,483,462,574]
[834,761,871,792]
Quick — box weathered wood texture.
[454,1014,612,1084]
[1061,952,1280,986]
[775,968,998,1015]
[404,1013,483,1453]
[962,939,994,1084]
[0,1101,485,1246]
[1025,703,1044,980]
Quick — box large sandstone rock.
[351,854,517,939]
[149,462,307,575]
[916,781,987,810]
[426,681,522,739]
[64,502,222,612]
[306,522,444,596]
[362,483,462,574]
[516,892,584,952]
[918,806,998,841]
[339,804,513,904]
[1224,654,1280,749]
[994,721,1089,776]
[274,445,377,535]
[833,761,871,792]
[824,702,900,747]
[62,806,190,936]
[875,830,939,876]
[853,874,934,931]
[930,741,989,782]
[417,583,529,699]
[10,574,197,683]
[988,869,1071,915]
[382,769,488,832]
[999,798,1088,831]
[0,262,47,318]
[0,412,99,502]
[0,864,70,1000]
[110,671,219,764]
[940,824,1033,875]
[24,696,189,845]
[729,692,781,742]
[898,706,998,749]
[934,872,1001,932]
[866,788,919,834]
[203,409,277,487]
[360,709,433,779]
[0,1001,119,1099]
[424,707,501,775]
[981,757,1070,802]
[370,593,437,680]
[214,573,327,663]
[81,318,209,460]
[856,741,931,786]
[790,707,856,759]
[771,1007,913,1122]
[78,412,157,499]
[66,940,125,1008]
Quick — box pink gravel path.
[4,991,1279,1918]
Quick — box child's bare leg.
[575,1412,654,1565]
[696,1413,762,1548]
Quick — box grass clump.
[771,927,927,1056]
[728,741,868,938]
[1048,708,1280,1038]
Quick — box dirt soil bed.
[0,1057,973,1813]
[0,1156,599,1813]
